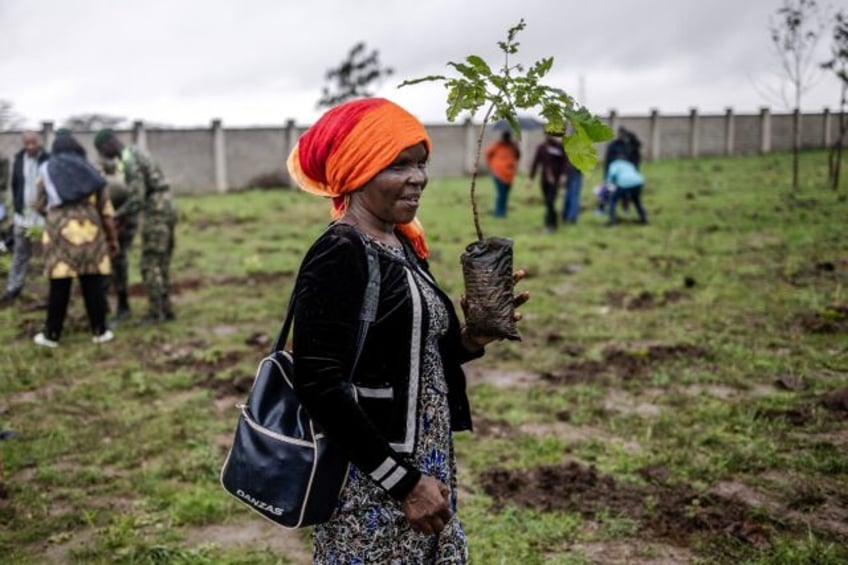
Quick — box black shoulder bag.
[220,242,380,528]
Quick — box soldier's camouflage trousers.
[111,223,138,297]
[140,208,177,320]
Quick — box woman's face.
[356,142,429,226]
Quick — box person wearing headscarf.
[33,132,118,347]
[287,97,528,563]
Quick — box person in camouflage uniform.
[99,156,138,320]
[94,129,177,323]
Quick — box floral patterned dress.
[313,243,468,564]
[37,188,114,279]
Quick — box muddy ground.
[3,263,847,563]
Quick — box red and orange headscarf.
[287,98,432,259]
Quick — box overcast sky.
[1,0,845,129]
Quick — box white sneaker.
[92,329,115,344]
[34,332,59,348]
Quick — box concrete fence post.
[132,120,148,152]
[284,119,297,182]
[608,109,619,133]
[793,108,802,151]
[649,108,660,161]
[724,107,735,156]
[689,107,700,158]
[41,121,54,150]
[823,108,831,147]
[463,118,476,175]
[211,118,227,193]
[759,107,771,154]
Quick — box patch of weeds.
[462,497,583,564]
[158,440,222,483]
[790,441,848,476]
[595,508,640,539]
[455,433,566,475]
[743,532,848,564]
[471,383,601,426]
[570,438,608,464]
[649,369,672,387]
[75,540,221,564]
[4,427,77,471]
[167,484,230,527]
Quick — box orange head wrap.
[286,98,432,259]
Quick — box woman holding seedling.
[286,97,528,562]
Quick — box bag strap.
[272,238,380,382]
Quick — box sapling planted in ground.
[400,19,613,340]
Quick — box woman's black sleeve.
[292,232,421,500]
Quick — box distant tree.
[768,0,827,191]
[62,113,126,131]
[0,100,23,131]
[317,42,393,108]
[821,9,848,190]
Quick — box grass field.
[1,150,847,564]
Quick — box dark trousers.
[609,185,648,224]
[541,181,558,229]
[45,275,108,341]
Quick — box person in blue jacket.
[605,150,648,225]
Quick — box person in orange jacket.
[485,131,521,217]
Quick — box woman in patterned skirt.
[286,98,529,563]
[33,133,118,347]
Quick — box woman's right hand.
[401,475,451,535]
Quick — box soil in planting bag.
[460,236,521,341]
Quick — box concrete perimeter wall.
[0,108,842,195]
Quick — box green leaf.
[398,75,446,88]
[563,123,600,173]
[529,57,554,79]
[566,107,614,142]
[466,55,493,76]
[448,61,480,81]
[445,81,486,122]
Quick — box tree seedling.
[400,19,613,340]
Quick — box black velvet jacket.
[292,223,482,501]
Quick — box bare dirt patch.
[820,387,848,414]
[40,527,97,564]
[181,518,311,563]
[471,414,522,440]
[542,342,710,384]
[149,341,246,375]
[479,461,772,548]
[127,270,294,298]
[782,259,848,287]
[473,411,643,453]
[753,387,848,426]
[464,365,544,388]
[567,539,695,564]
[204,374,254,398]
[603,389,662,417]
[192,215,254,231]
[605,289,689,310]
[712,478,848,539]
[794,304,848,334]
